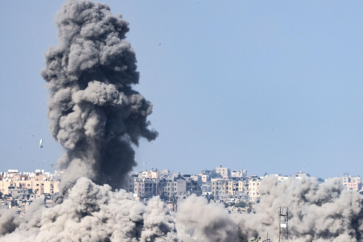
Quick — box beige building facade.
[216,166,230,178]
[248,177,261,202]
[0,170,60,195]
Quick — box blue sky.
[1,1,363,178]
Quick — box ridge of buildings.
[0,167,361,215]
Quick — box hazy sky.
[1,1,363,178]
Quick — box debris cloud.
[236,176,363,241]
[0,178,177,242]
[176,194,238,242]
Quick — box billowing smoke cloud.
[41,0,157,191]
[0,209,17,236]
[0,178,177,241]
[176,195,238,242]
[3,176,363,241]
[237,176,363,241]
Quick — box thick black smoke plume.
[41,0,157,190]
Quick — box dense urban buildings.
[0,166,361,215]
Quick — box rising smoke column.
[41,0,157,191]
[0,1,178,240]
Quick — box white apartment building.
[231,170,247,178]
[269,174,290,182]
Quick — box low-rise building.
[231,170,247,178]
[269,174,290,182]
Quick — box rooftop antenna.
[155,170,159,196]
[278,207,289,242]
[262,232,270,242]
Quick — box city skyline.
[0,1,362,241]
[1,1,363,179]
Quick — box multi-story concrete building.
[187,179,202,196]
[248,177,262,202]
[227,179,239,195]
[231,170,247,178]
[0,170,60,195]
[140,170,160,179]
[215,166,230,179]
[342,174,361,191]
[201,184,211,194]
[201,174,210,183]
[133,178,156,198]
[238,180,247,192]
[161,179,187,198]
[211,179,228,199]
[123,175,134,193]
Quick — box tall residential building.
[211,179,228,199]
[215,166,230,179]
[248,177,262,202]
[161,179,187,198]
[123,175,134,193]
[133,178,156,198]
